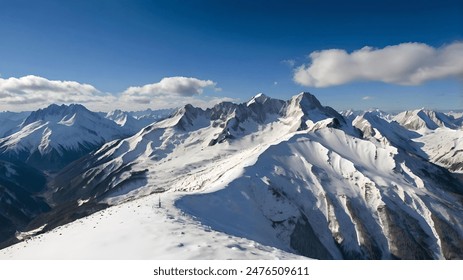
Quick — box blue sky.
[0,0,462,111]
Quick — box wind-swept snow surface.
[0,193,305,259]
[0,92,462,259]
[416,128,463,173]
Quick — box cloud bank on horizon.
[0,75,232,112]
[294,42,463,87]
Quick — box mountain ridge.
[0,103,131,171]
[0,92,462,259]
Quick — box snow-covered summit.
[0,104,131,171]
[105,109,141,133]
[246,92,269,106]
[282,92,347,132]
[394,108,458,131]
[105,109,129,125]
[22,104,89,126]
[104,108,175,133]
[129,108,174,121]
[397,109,463,173]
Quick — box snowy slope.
[47,93,352,205]
[0,193,306,259]
[446,111,463,127]
[105,109,141,133]
[128,108,174,125]
[0,160,49,245]
[352,110,425,156]
[394,109,458,131]
[391,109,463,173]
[1,93,462,259]
[414,128,463,173]
[0,111,29,138]
[178,128,463,259]
[104,108,174,134]
[0,104,131,171]
[340,109,361,123]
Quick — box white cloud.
[0,75,114,110]
[118,76,227,110]
[294,42,463,87]
[121,76,219,103]
[0,75,232,111]
[362,96,372,100]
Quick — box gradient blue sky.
[0,0,462,111]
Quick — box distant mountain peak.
[247,93,269,106]
[44,103,88,114]
[107,109,124,116]
[394,108,457,130]
[283,92,346,131]
[292,92,323,111]
[170,104,207,130]
[22,103,91,127]
[0,104,130,171]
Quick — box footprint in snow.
[226,244,246,251]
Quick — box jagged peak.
[365,108,382,113]
[361,109,393,121]
[357,110,391,126]
[290,92,323,112]
[168,104,208,130]
[22,103,92,126]
[399,107,434,116]
[341,108,356,115]
[107,109,124,116]
[247,93,270,106]
[394,107,457,130]
[49,103,88,112]
[32,103,88,114]
[175,104,204,115]
[285,92,344,123]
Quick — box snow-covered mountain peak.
[105,109,132,127]
[393,108,458,131]
[22,104,89,127]
[106,109,124,118]
[284,92,338,118]
[282,92,347,132]
[360,109,394,123]
[291,91,324,111]
[241,95,285,123]
[0,104,131,171]
[104,108,175,134]
[340,109,358,117]
[174,104,203,116]
[247,93,269,106]
[362,109,393,121]
[129,108,175,121]
[170,104,209,130]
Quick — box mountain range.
[0,92,462,259]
